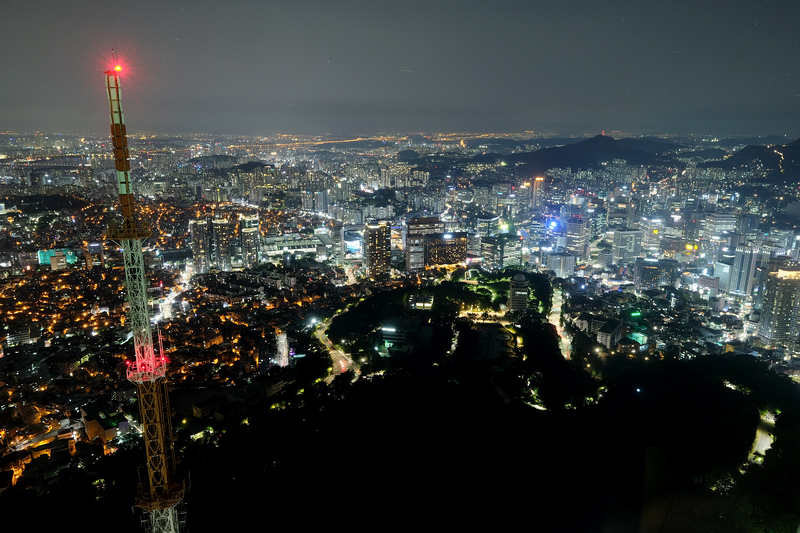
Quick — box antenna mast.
[104,63,186,533]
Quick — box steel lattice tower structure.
[105,65,185,533]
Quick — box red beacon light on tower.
[104,53,185,528]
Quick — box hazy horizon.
[3,0,800,139]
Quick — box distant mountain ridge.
[699,137,800,178]
[405,134,680,177]
[234,161,273,173]
[714,135,796,149]
[616,137,685,154]
[505,134,676,174]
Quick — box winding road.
[549,288,572,359]
[315,317,358,383]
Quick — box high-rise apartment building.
[212,218,234,271]
[301,188,329,214]
[753,256,799,310]
[190,219,211,274]
[365,220,391,278]
[239,213,260,269]
[758,269,800,344]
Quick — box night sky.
[2,0,799,137]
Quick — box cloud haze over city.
[2,0,800,136]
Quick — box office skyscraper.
[658,258,679,287]
[497,234,523,269]
[547,253,576,279]
[477,214,500,237]
[531,176,544,210]
[607,201,636,228]
[508,274,529,313]
[424,232,468,266]
[480,237,498,269]
[634,257,660,291]
[704,212,737,237]
[565,215,587,258]
[729,244,758,296]
[405,216,445,271]
[640,217,663,254]
[612,228,643,265]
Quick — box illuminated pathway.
[548,288,572,359]
[749,411,775,464]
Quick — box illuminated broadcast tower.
[105,65,185,532]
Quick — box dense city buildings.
[3,0,800,526]
[4,128,800,531]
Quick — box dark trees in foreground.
[511,316,800,532]
[172,326,800,532]
[6,297,800,532]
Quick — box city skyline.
[2,0,800,137]
[4,3,800,529]
[5,58,800,528]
